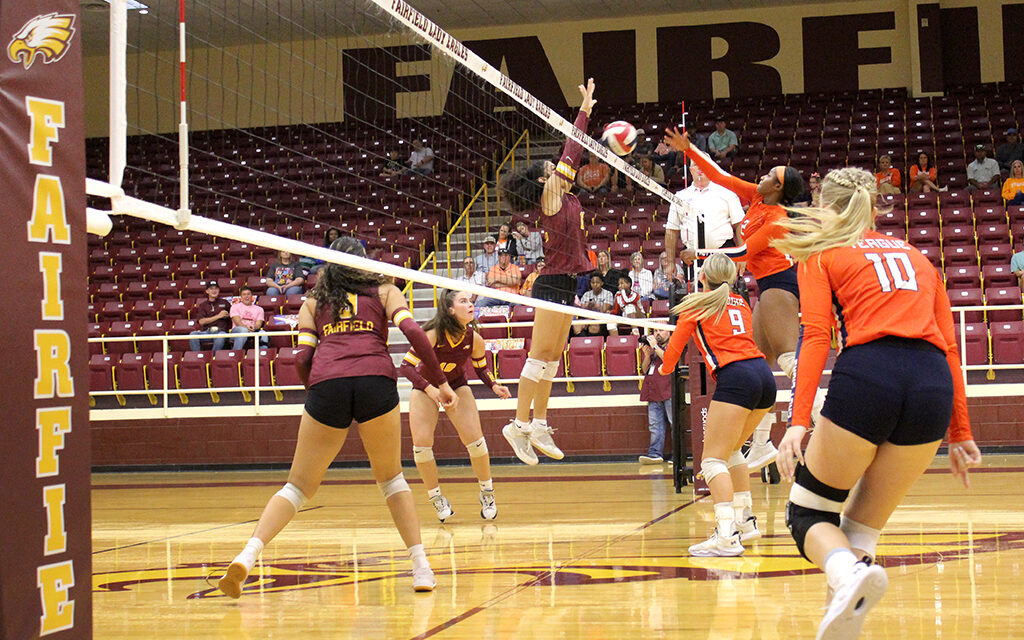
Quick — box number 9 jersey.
[660,292,765,376]
[792,230,970,440]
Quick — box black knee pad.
[785,464,849,560]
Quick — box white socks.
[733,491,753,523]
[514,418,531,431]
[532,418,548,428]
[714,502,735,537]
[479,478,493,492]
[408,543,430,571]
[427,486,442,499]
[233,537,265,572]
[823,547,858,590]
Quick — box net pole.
[108,0,127,189]
[175,0,191,230]
[372,0,699,221]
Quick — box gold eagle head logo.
[8,13,77,70]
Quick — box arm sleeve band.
[393,310,447,388]
[472,355,496,389]
[554,110,590,184]
[399,349,431,389]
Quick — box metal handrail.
[401,251,438,310]
[492,129,530,230]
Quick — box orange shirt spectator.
[577,154,611,192]
[874,156,901,195]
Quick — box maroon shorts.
[412,373,468,392]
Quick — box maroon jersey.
[540,193,592,275]
[403,326,475,390]
[308,287,396,387]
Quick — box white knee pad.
[412,446,434,463]
[777,351,796,380]
[840,515,881,559]
[700,457,730,483]
[727,450,747,468]
[274,482,308,512]
[522,357,546,382]
[466,437,488,458]
[378,472,411,499]
[542,359,561,381]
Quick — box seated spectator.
[1004,160,1024,205]
[406,139,435,175]
[652,252,684,300]
[513,221,544,264]
[874,155,902,195]
[188,281,232,351]
[627,251,654,300]
[308,227,341,273]
[520,258,545,297]
[379,150,406,178]
[576,153,611,194]
[1012,237,1024,292]
[594,249,626,292]
[968,144,1002,191]
[708,116,738,162]
[909,151,941,193]
[456,257,486,300]
[574,273,613,336]
[494,223,518,260]
[627,154,666,192]
[265,250,305,295]
[639,329,673,464]
[229,286,268,350]
[652,139,683,179]
[610,149,641,193]
[474,235,499,274]
[476,248,521,308]
[610,275,644,336]
[996,128,1023,176]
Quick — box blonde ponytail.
[772,167,879,262]
[670,253,738,322]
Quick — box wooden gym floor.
[92,456,1024,639]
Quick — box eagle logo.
[7,13,76,70]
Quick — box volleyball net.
[87,0,708,333]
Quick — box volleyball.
[601,120,638,156]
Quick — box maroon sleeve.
[396,316,447,387]
[398,347,431,389]
[554,110,590,183]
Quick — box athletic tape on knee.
[412,446,434,463]
[378,472,411,499]
[700,457,729,483]
[727,450,747,468]
[522,357,546,382]
[274,482,308,511]
[777,351,796,379]
[466,437,488,458]
[542,359,560,381]
[785,464,849,559]
[840,515,881,559]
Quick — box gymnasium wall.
[83,0,1023,138]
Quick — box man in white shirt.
[456,257,486,301]
[663,161,745,280]
[967,144,1001,191]
[407,139,435,175]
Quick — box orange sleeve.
[891,168,901,188]
[909,165,918,181]
[933,277,973,442]
[684,146,758,202]
[659,315,694,375]
[791,258,834,428]
[739,209,787,259]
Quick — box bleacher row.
[88,332,644,403]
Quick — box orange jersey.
[792,231,971,441]
[660,293,766,376]
[685,147,794,279]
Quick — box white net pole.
[108,0,127,189]
[175,0,191,230]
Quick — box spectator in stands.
[967,144,1002,191]
[576,153,611,194]
[265,250,305,295]
[520,258,545,297]
[628,154,666,191]
[593,249,626,293]
[494,223,518,260]
[1003,160,1024,206]
[188,281,232,351]
[379,150,406,178]
[708,116,738,163]
[610,148,643,193]
[1012,237,1024,292]
[909,151,941,193]
[308,227,341,274]
[574,272,613,336]
[476,248,521,308]
[808,171,822,206]
[229,286,267,350]
[639,329,673,464]
[652,251,684,300]
[456,257,486,301]
[665,160,744,272]
[611,275,644,335]
[513,221,544,265]
[474,235,499,274]
[874,155,902,195]
[996,128,1023,176]
[627,251,654,300]
[407,139,435,175]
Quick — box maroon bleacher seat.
[944,266,981,289]
[176,262,204,279]
[977,223,1010,243]
[131,300,159,320]
[115,353,150,393]
[982,264,1017,288]
[272,348,303,387]
[170,318,198,336]
[142,246,169,263]
[948,288,984,323]
[974,204,1006,224]
[89,322,106,355]
[978,243,1011,265]
[93,282,124,303]
[943,245,978,267]
[990,322,1024,364]
[509,305,535,339]
[605,335,640,376]
[907,208,939,228]
[205,260,233,277]
[242,347,275,387]
[956,323,988,365]
[496,348,527,380]
[477,313,509,340]
[90,265,117,284]
[258,294,284,316]
[940,206,973,226]
[99,301,128,322]
[907,226,939,248]
[89,354,115,392]
[146,351,181,393]
[940,224,975,247]
[104,321,138,354]
[136,319,172,352]
[263,316,294,349]
[567,336,603,378]
[177,351,211,392]
[985,287,1023,322]
[216,277,242,296]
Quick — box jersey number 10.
[865,252,918,292]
